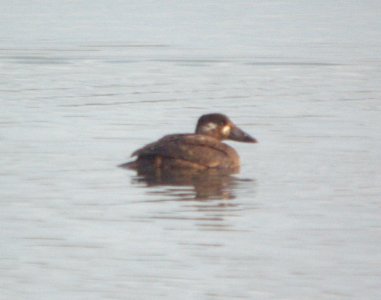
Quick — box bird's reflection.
[124,165,252,200]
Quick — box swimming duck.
[121,113,257,172]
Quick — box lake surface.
[1,1,381,299]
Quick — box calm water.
[1,1,381,299]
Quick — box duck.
[121,113,257,172]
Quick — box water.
[1,1,381,299]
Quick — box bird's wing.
[131,134,239,168]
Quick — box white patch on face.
[202,122,218,132]
[222,125,231,136]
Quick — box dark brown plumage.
[121,113,257,172]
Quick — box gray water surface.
[1,1,381,300]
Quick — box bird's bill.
[228,125,257,143]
